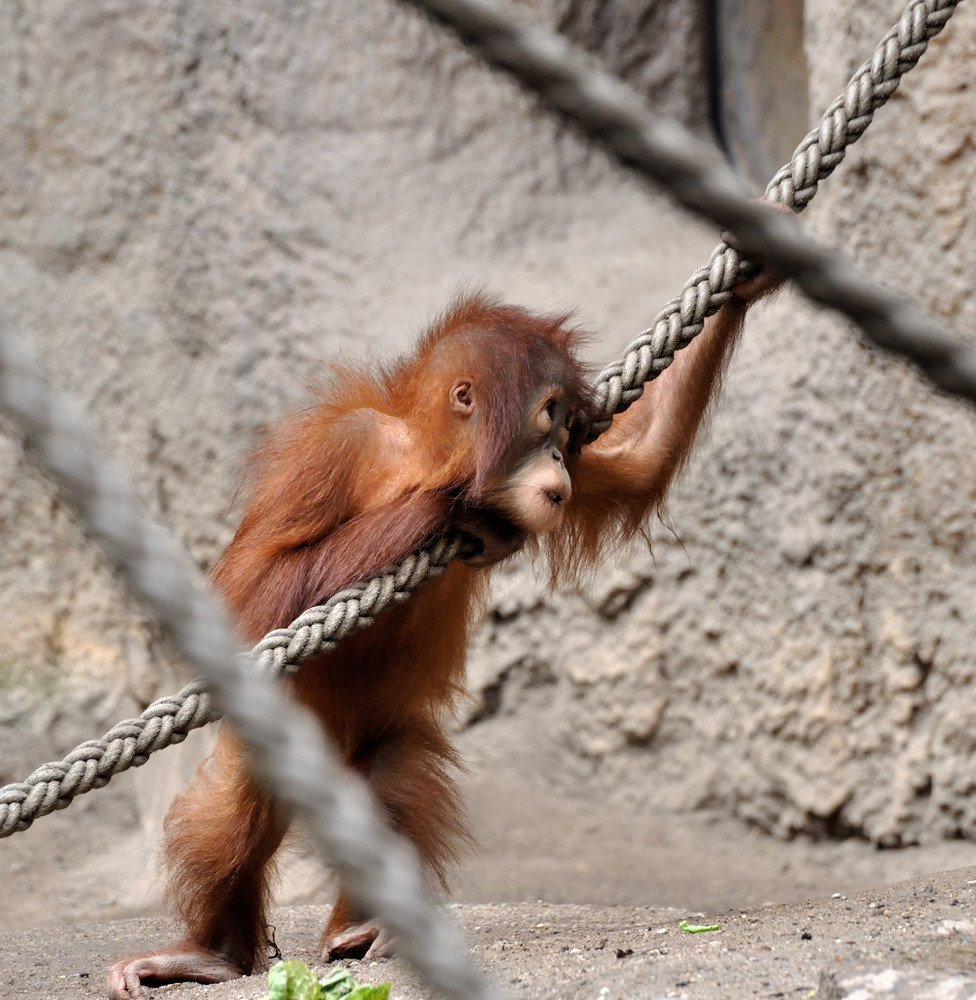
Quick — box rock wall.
[0,2,709,791]
[2,0,975,849]
[466,0,976,847]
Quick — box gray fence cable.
[0,0,966,841]
[0,324,502,1000]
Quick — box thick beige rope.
[0,538,468,836]
[406,0,975,430]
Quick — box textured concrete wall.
[3,0,975,850]
[793,0,976,842]
[0,2,710,782]
[466,0,976,847]
[714,0,808,186]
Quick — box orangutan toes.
[106,943,244,1000]
[325,920,394,961]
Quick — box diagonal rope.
[0,537,469,837]
[405,0,976,428]
[0,0,966,838]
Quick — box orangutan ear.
[450,379,475,416]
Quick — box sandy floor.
[3,715,976,999]
[4,869,976,999]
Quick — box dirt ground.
[3,716,976,999]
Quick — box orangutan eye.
[564,411,574,430]
[545,399,557,419]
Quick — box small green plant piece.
[344,983,391,1000]
[319,968,358,999]
[679,919,721,933]
[320,966,391,1000]
[266,960,322,1000]
[264,960,391,1000]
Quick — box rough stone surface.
[0,0,708,772]
[714,0,809,186]
[467,0,976,848]
[1,0,975,889]
[5,864,976,999]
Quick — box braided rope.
[589,244,746,436]
[0,537,469,838]
[591,0,965,432]
[0,679,214,836]
[764,0,959,209]
[249,534,469,677]
[0,0,966,840]
[408,0,976,432]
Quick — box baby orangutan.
[109,262,780,998]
